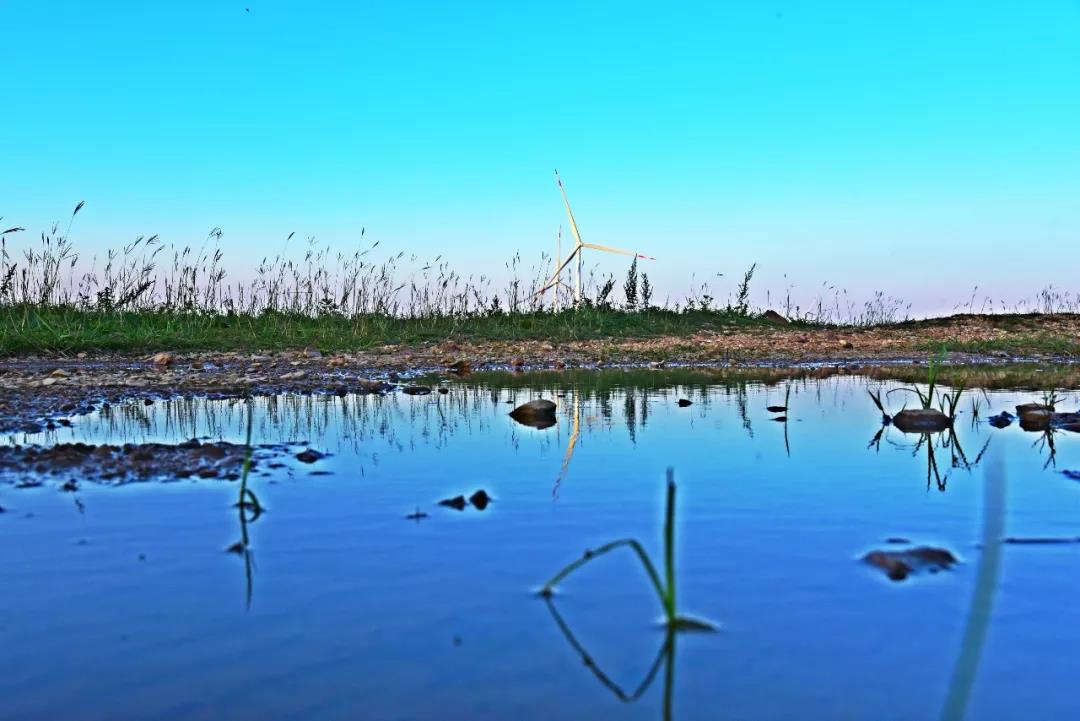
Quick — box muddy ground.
[0,314,1077,435]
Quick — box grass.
[0,304,775,355]
[3,208,1080,356]
[882,346,966,421]
[939,458,1006,721]
[539,468,713,631]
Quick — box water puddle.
[2,368,1079,720]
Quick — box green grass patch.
[0,305,778,356]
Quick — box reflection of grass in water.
[544,597,673,704]
[539,468,713,631]
[939,457,1006,721]
[228,398,262,609]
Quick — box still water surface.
[2,369,1079,721]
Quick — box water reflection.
[225,400,262,610]
[7,369,1077,493]
[4,367,1080,721]
[544,597,676,720]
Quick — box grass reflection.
[544,597,677,720]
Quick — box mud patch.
[0,440,307,487]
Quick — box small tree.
[596,277,616,309]
[623,258,639,311]
[641,272,653,310]
[733,263,756,316]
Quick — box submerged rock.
[988,411,1015,428]
[677,399,693,407]
[295,449,326,464]
[1052,412,1080,433]
[509,400,557,429]
[862,546,958,581]
[438,495,468,511]
[892,409,951,433]
[402,386,432,396]
[468,489,492,510]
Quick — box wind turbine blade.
[534,247,581,296]
[555,171,585,248]
[579,242,655,260]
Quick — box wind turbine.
[537,171,654,308]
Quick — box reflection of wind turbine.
[537,171,655,308]
[553,395,582,499]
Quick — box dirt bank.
[1,314,1077,434]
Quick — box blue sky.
[3,1,1080,314]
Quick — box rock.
[76,352,87,359]
[41,377,58,387]
[438,495,468,511]
[402,386,432,396]
[509,356,525,368]
[509,400,557,429]
[438,387,450,395]
[677,399,692,407]
[1019,409,1053,432]
[892,408,951,433]
[988,411,1014,428]
[839,339,853,349]
[446,360,472,375]
[295,449,325,464]
[303,348,323,359]
[649,360,667,369]
[863,546,958,581]
[766,405,787,413]
[760,310,790,325]
[151,352,174,367]
[279,370,306,381]
[50,369,70,378]
[327,357,347,368]
[469,489,492,510]
[354,379,391,394]
[1016,404,1055,430]
[1051,411,1080,432]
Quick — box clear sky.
[3,1,1080,315]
